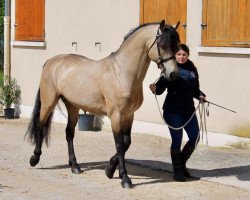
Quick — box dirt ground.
[0,118,249,200]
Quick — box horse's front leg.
[114,134,132,188]
[105,115,133,180]
[108,113,133,188]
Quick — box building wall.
[188,0,250,134]
[11,0,250,135]
[11,0,140,105]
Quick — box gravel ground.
[0,118,250,200]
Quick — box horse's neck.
[113,26,156,84]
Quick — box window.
[140,0,187,43]
[202,0,250,47]
[15,0,45,42]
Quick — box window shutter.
[140,0,187,43]
[230,0,250,46]
[15,0,45,41]
[202,0,250,47]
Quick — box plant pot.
[78,113,94,131]
[4,108,15,119]
[93,115,104,131]
[14,103,21,118]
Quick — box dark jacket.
[155,60,205,115]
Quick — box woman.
[149,44,206,181]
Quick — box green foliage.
[0,69,3,87]
[229,142,249,150]
[232,124,250,138]
[0,77,21,108]
[0,0,4,71]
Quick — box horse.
[26,20,180,188]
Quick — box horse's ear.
[159,20,165,31]
[174,21,180,30]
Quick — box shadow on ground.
[37,160,201,187]
[127,159,250,182]
[35,156,250,187]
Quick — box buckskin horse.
[26,20,180,188]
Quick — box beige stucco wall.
[10,0,250,135]
[11,0,140,105]
[187,1,250,134]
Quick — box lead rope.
[196,102,209,154]
[153,77,209,154]
[154,94,200,130]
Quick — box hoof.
[173,175,186,182]
[71,166,82,174]
[121,179,133,188]
[30,155,40,167]
[105,165,115,179]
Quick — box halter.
[148,26,176,70]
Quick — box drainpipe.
[4,0,11,85]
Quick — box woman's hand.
[149,84,156,94]
[199,95,206,103]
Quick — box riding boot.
[170,149,186,182]
[181,142,195,178]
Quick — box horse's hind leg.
[30,122,44,167]
[63,101,81,174]
[29,90,59,167]
[105,114,133,179]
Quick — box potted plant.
[14,81,22,118]
[0,77,21,119]
[0,72,3,116]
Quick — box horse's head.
[148,20,180,81]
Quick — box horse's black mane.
[123,22,159,41]
[123,22,180,54]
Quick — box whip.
[204,100,237,114]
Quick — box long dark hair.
[177,43,190,55]
[25,89,54,145]
[177,44,199,77]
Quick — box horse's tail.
[25,89,54,145]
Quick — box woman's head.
[175,44,189,64]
